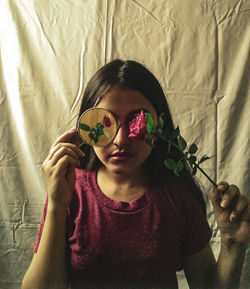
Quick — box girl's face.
[93,87,158,176]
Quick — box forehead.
[96,87,156,116]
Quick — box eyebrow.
[131,108,150,114]
[111,108,150,119]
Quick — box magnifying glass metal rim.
[76,107,119,147]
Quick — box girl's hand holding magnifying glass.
[42,128,85,211]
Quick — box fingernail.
[218,185,225,191]
[230,214,236,222]
[220,200,227,208]
[70,127,76,132]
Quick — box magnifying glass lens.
[77,108,118,147]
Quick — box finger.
[241,204,250,223]
[230,195,250,222]
[48,143,84,161]
[52,128,77,148]
[67,132,84,147]
[220,184,240,208]
[210,182,229,209]
[50,146,81,167]
[217,181,229,193]
[235,205,250,241]
[54,154,79,175]
[210,187,224,212]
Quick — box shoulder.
[159,180,201,207]
[160,180,212,255]
[167,174,206,213]
[74,167,97,187]
[70,168,96,206]
[157,179,207,222]
[75,167,89,179]
[66,169,95,223]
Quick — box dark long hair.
[78,59,206,212]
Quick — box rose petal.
[128,110,148,139]
[103,115,111,127]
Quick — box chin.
[112,169,126,175]
[109,165,131,175]
[110,162,144,176]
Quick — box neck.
[97,166,149,201]
[100,166,148,185]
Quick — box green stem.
[157,132,217,187]
[195,164,217,187]
[158,134,180,150]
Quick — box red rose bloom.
[103,115,111,127]
[128,110,147,140]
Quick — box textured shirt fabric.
[34,168,212,289]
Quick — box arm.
[183,241,247,289]
[22,129,84,289]
[210,182,249,289]
[22,206,68,289]
[183,243,216,289]
[183,182,249,289]
[216,237,247,289]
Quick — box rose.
[128,110,147,139]
[103,115,111,127]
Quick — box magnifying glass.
[69,107,118,147]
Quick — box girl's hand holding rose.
[210,182,250,246]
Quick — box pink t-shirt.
[34,168,212,289]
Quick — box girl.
[22,60,249,289]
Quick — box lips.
[109,151,133,160]
[110,150,133,156]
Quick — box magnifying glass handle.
[67,131,85,147]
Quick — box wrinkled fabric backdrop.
[0,1,249,288]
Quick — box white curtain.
[0,1,249,288]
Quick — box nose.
[112,123,131,147]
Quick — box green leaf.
[163,127,172,137]
[151,136,157,147]
[188,155,197,167]
[184,159,191,172]
[89,133,94,140]
[158,116,164,129]
[145,113,154,133]
[170,127,180,138]
[145,136,156,148]
[152,136,159,147]
[167,142,171,154]
[164,159,177,169]
[174,167,180,177]
[157,128,163,135]
[103,131,111,140]
[198,155,210,164]
[177,135,187,151]
[79,123,90,131]
[97,122,104,129]
[192,166,197,175]
[189,155,197,163]
[188,143,198,154]
[176,160,184,172]
[96,123,104,135]
[96,131,104,138]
